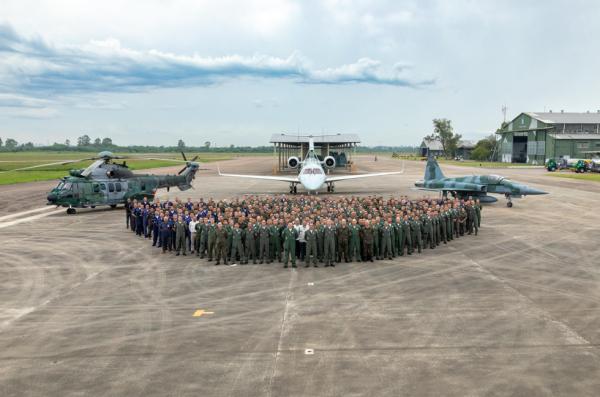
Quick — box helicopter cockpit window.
[108,183,115,192]
[100,183,106,191]
[93,184,100,193]
[62,182,72,190]
[115,183,122,192]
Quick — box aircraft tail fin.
[424,155,445,181]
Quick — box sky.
[1,0,599,147]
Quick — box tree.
[22,142,34,150]
[5,138,18,149]
[204,141,211,149]
[93,137,101,146]
[471,134,499,161]
[177,139,186,149]
[65,139,70,146]
[77,134,91,146]
[0,137,3,147]
[101,137,113,146]
[428,119,462,159]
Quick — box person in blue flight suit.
[152,211,161,247]
[184,211,192,252]
[142,205,149,238]
[134,204,143,236]
[159,216,172,253]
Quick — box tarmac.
[1,155,600,396]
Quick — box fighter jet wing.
[218,166,299,183]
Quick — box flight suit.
[194,221,202,255]
[380,225,393,259]
[304,229,318,266]
[466,205,476,235]
[207,224,217,261]
[258,226,270,264]
[226,223,233,260]
[393,222,402,257]
[348,224,361,262]
[269,225,281,262]
[410,218,422,253]
[316,224,324,262]
[361,225,374,261]
[401,220,412,255]
[372,223,381,259]
[421,215,432,249]
[244,224,258,264]
[230,228,245,264]
[323,226,336,267]
[439,212,447,244]
[281,227,298,267]
[152,214,161,246]
[215,228,229,265]
[458,208,467,236]
[475,204,482,227]
[199,222,209,258]
[175,221,187,255]
[337,226,350,263]
[447,210,454,241]
[160,221,171,253]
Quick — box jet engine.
[287,156,300,168]
[323,156,336,169]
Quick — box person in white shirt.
[189,218,198,254]
[294,218,306,262]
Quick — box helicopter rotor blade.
[191,155,199,162]
[0,158,92,174]
[177,165,188,175]
[181,151,188,162]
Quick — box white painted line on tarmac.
[0,208,64,229]
[0,206,55,222]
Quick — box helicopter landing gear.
[326,183,335,193]
[66,207,76,215]
[289,184,298,194]
[505,194,513,208]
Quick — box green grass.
[0,151,240,185]
[546,172,600,182]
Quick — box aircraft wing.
[325,161,404,183]
[218,166,299,183]
[414,185,486,192]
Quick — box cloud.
[0,23,433,98]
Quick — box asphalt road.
[1,156,600,396]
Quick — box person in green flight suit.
[245,219,258,264]
[336,219,351,263]
[348,218,361,262]
[258,220,271,264]
[323,219,336,267]
[410,215,422,254]
[380,220,393,260]
[282,222,298,268]
[207,219,217,261]
[304,222,318,267]
[215,222,229,266]
[175,215,188,256]
[401,214,412,255]
[269,219,282,263]
[230,222,246,265]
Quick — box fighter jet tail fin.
[424,155,445,181]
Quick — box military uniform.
[282,227,298,268]
[337,225,350,263]
[244,224,258,264]
[410,218,422,253]
[400,220,412,255]
[348,224,361,262]
[230,227,245,264]
[361,225,374,262]
[215,227,229,265]
[323,225,336,267]
[380,224,393,260]
[269,224,281,262]
[372,222,381,260]
[304,228,318,266]
[258,225,270,264]
[159,220,171,253]
[175,220,187,255]
[207,224,217,261]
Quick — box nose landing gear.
[326,183,335,193]
[289,184,298,194]
[505,193,513,208]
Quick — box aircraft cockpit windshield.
[487,175,505,184]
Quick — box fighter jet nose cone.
[526,187,548,195]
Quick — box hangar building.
[270,133,360,173]
[497,111,600,164]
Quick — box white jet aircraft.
[218,138,404,194]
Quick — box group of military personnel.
[125,194,482,268]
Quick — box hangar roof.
[549,134,600,140]
[526,112,600,124]
[270,134,360,144]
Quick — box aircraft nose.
[47,194,57,202]
[524,186,548,195]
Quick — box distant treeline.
[0,137,418,154]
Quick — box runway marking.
[0,206,55,222]
[192,309,214,317]
[0,208,64,229]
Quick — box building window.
[577,142,590,149]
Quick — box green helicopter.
[7,151,201,214]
